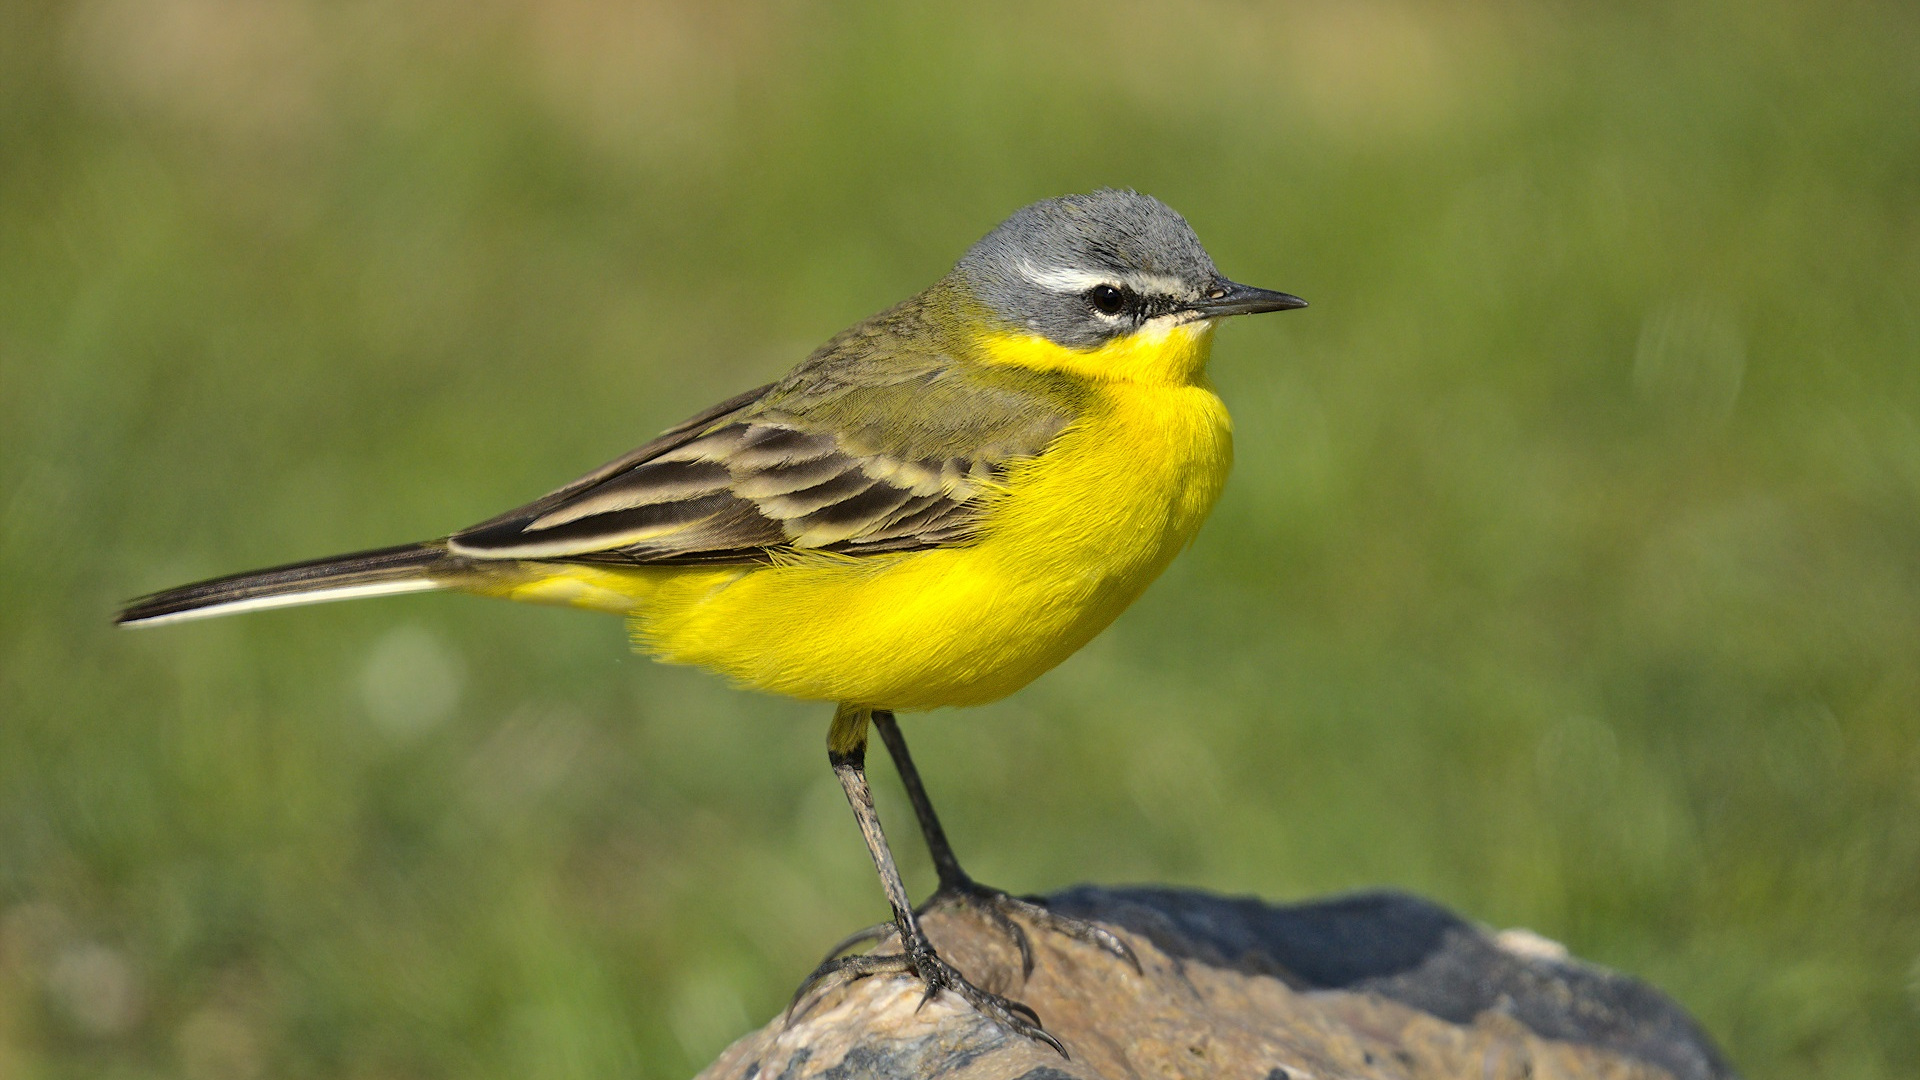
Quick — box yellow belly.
[541,380,1232,710]
[474,319,1234,711]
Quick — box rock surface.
[698,887,1737,1080]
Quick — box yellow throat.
[980,317,1219,386]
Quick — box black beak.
[1186,279,1309,317]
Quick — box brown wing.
[451,284,1085,566]
[448,418,999,565]
[446,394,1067,565]
[451,384,772,538]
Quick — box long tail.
[117,543,468,627]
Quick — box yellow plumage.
[117,190,1304,1048]
[654,324,1224,707]
[478,322,1229,709]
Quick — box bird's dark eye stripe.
[1086,283,1130,315]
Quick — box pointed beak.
[1185,279,1309,318]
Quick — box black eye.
[1087,284,1129,316]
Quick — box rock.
[697,887,1737,1080]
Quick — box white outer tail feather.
[120,578,445,627]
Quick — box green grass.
[3,1,1917,1076]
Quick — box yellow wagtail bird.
[118,189,1306,1050]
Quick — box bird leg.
[821,711,1141,974]
[793,705,1065,1056]
[869,709,1140,977]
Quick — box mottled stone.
[699,888,1736,1080]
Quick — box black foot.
[791,933,1067,1057]
[823,879,1140,979]
[939,878,1142,979]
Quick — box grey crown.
[955,189,1222,348]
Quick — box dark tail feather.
[117,543,463,627]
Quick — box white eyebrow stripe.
[1013,260,1190,298]
[1015,261,1110,293]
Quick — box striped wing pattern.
[448,418,1001,565]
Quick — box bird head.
[953,190,1305,373]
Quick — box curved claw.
[929,888,1035,977]
[933,881,1142,976]
[1004,894,1143,975]
[936,965,1064,1058]
[929,981,1045,1034]
[788,952,910,1017]
[817,920,900,966]
[788,933,1067,1058]
[1001,997,1044,1028]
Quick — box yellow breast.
[504,321,1232,710]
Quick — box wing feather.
[528,459,734,527]
[730,454,850,498]
[446,296,1083,565]
[789,481,919,547]
[448,408,1043,565]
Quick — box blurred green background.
[3,1,1917,1076]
